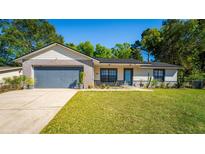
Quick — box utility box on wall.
[192,80,204,89]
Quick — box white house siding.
[94,65,140,81]
[133,68,153,81]
[0,70,22,84]
[133,68,178,87]
[31,45,87,60]
[94,66,157,82]
[94,64,178,86]
[165,69,178,82]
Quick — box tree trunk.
[147,51,150,63]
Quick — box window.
[100,68,117,82]
[153,69,165,82]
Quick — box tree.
[147,19,205,78]
[0,19,64,65]
[94,43,112,58]
[77,41,94,57]
[112,43,132,59]
[65,43,77,50]
[155,20,185,65]
[195,20,205,71]
[141,28,161,62]
[155,20,204,73]
[130,40,143,61]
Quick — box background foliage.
[0,19,205,79]
[0,19,64,65]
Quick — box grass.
[41,89,205,134]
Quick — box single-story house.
[0,67,22,84]
[15,43,181,88]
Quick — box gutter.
[0,67,22,74]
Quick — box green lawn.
[41,89,205,134]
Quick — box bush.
[79,72,85,84]
[139,80,144,87]
[185,71,205,81]
[165,82,170,88]
[160,82,165,88]
[2,77,12,87]
[88,83,94,89]
[106,85,110,89]
[25,77,35,88]
[151,79,158,88]
[0,85,11,93]
[2,75,35,90]
[144,83,149,88]
[172,83,178,88]
[3,76,22,89]
[100,84,106,89]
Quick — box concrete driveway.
[0,89,77,134]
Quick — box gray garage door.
[34,67,82,88]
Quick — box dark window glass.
[100,69,117,82]
[100,69,109,82]
[153,69,165,82]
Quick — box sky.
[48,19,164,60]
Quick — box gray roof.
[141,62,181,68]
[95,58,181,68]
[0,67,22,73]
[95,58,145,64]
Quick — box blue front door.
[124,69,133,85]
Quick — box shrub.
[172,83,178,88]
[106,85,110,89]
[2,75,34,90]
[0,85,11,93]
[79,72,85,84]
[25,77,35,88]
[2,77,12,87]
[12,76,22,89]
[185,71,205,81]
[160,82,165,88]
[3,76,22,89]
[151,79,158,88]
[88,83,94,89]
[165,82,170,88]
[19,75,27,87]
[183,82,192,88]
[139,80,144,87]
[144,83,149,88]
[100,84,106,89]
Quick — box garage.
[34,66,83,88]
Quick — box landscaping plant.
[160,82,165,88]
[2,75,35,92]
[165,82,170,88]
[151,79,158,88]
[78,71,85,89]
[146,73,152,88]
[25,77,35,89]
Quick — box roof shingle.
[95,58,181,68]
[141,62,181,68]
[95,58,145,64]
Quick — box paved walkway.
[0,89,77,134]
